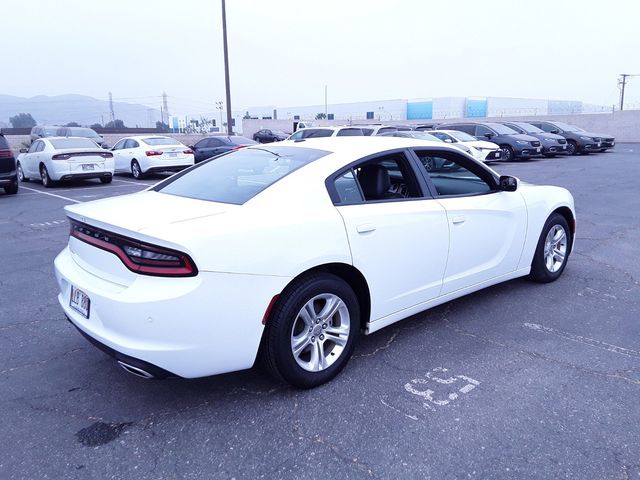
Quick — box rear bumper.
[145,165,190,174]
[54,245,289,378]
[58,172,112,181]
[0,170,17,185]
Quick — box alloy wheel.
[543,224,567,273]
[290,293,350,372]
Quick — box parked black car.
[0,134,18,195]
[253,129,289,143]
[189,135,257,163]
[501,122,568,157]
[413,123,442,131]
[437,122,541,161]
[527,121,614,155]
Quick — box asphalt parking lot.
[1,146,639,480]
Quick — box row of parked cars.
[253,120,616,162]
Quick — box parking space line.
[112,178,151,186]
[20,186,81,204]
[524,322,640,359]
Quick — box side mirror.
[444,138,453,143]
[499,175,518,192]
[19,148,28,153]
[484,133,494,139]
[188,145,195,150]
[550,129,560,134]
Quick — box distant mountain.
[0,94,162,128]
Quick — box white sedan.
[111,136,194,179]
[17,137,114,187]
[428,129,502,162]
[54,137,575,388]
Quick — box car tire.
[500,145,515,162]
[261,273,360,388]
[600,149,608,153]
[40,165,54,188]
[4,179,18,195]
[131,160,143,179]
[529,213,572,283]
[543,154,556,158]
[17,162,28,182]
[566,141,578,156]
[100,176,113,184]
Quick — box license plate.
[536,147,541,152]
[597,143,601,147]
[562,145,567,149]
[167,152,177,157]
[70,285,90,318]
[82,164,95,171]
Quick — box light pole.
[221,0,233,134]
[618,74,640,111]
[216,101,223,132]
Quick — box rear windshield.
[143,137,181,146]
[336,128,364,137]
[229,136,257,145]
[376,127,397,135]
[50,138,98,149]
[155,146,330,204]
[69,128,101,138]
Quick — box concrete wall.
[243,110,640,142]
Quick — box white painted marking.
[20,186,81,203]
[112,178,151,186]
[380,399,418,421]
[404,367,480,411]
[28,220,67,228]
[524,323,640,359]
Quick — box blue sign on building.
[465,98,487,118]
[407,101,433,120]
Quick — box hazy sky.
[4,0,640,114]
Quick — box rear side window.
[334,171,363,203]
[304,129,333,138]
[336,128,363,137]
[156,146,330,205]
[376,127,397,135]
[0,136,9,149]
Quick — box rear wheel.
[261,273,359,388]
[131,160,143,179]
[40,164,54,188]
[4,179,18,195]
[100,176,113,184]
[566,140,578,156]
[529,213,571,283]
[17,162,28,182]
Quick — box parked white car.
[111,136,194,179]
[287,126,364,140]
[17,137,114,187]
[359,125,400,136]
[428,129,502,162]
[54,137,575,388]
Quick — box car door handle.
[452,215,466,225]
[356,223,376,234]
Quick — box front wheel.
[261,273,360,388]
[529,213,572,283]
[131,160,143,179]
[566,141,578,156]
[500,145,515,162]
[17,162,28,182]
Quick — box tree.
[9,113,36,128]
[104,119,126,129]
[155,121,169,132]
[65,122,81,127]
[315,113,327,120]
[90,123,102,130]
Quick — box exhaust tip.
[117,360,155,379]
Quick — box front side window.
[414,150,493,197]
[156,146,330,205]
[447,124,475,135]
[475,125,494,138]
[289,131,304,140]
[304,129,333,138]
[28,141,40,153]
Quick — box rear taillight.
[52,153,71,160]
[145,150,163,156]
[232,145,247,151]
[0,149,13,158]
[69,219,197,277]
[100,152,113,158]
[183,149,194,155]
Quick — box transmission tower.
[108,92,115,122]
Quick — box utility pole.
[108,92,115,123]
[324,85,328,117]
[162,91,170,124]
[221,0,233,134]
